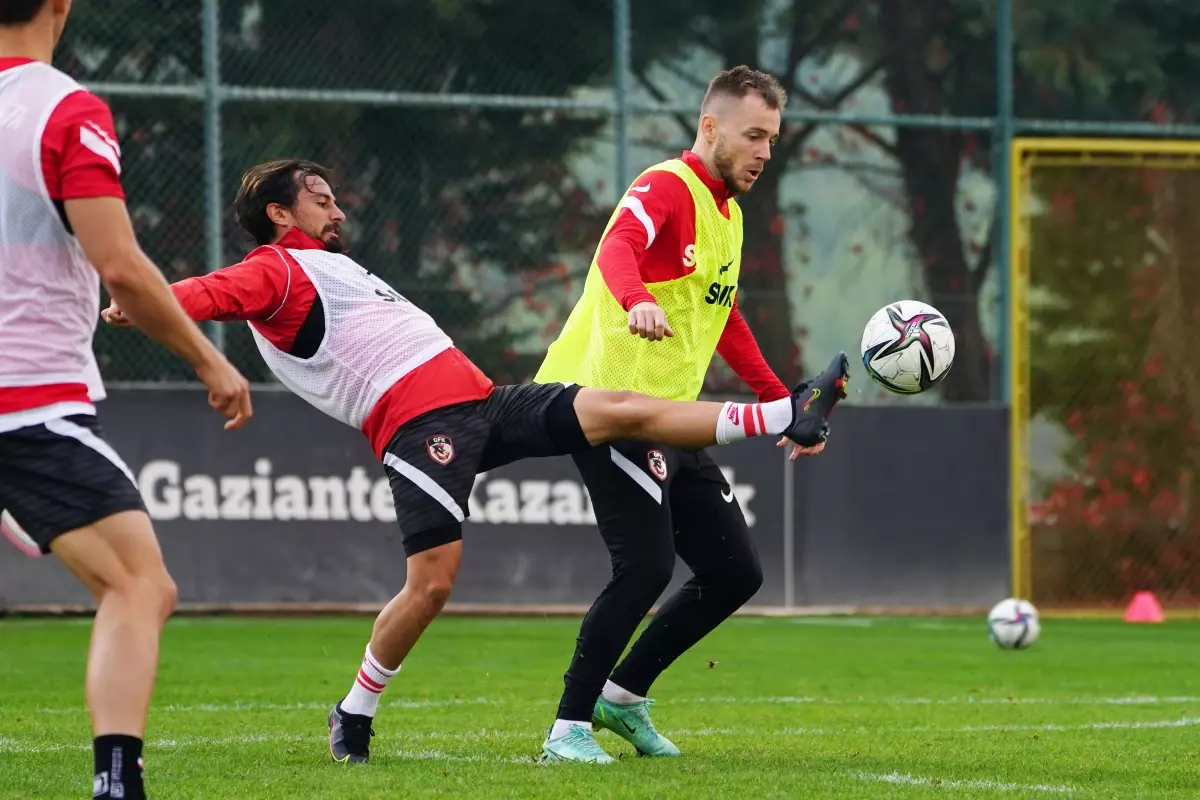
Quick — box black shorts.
[383,382,588,556]
[0,413,147,556]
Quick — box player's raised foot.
[593,696,681,757]
[783,351,850,447]
[539,724,615,764]
[328,703,374,764]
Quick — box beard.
[320,223,347,254]
[712,137,745,196]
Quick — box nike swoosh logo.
[721,489,734,503]
[803,387,821,412]
[719,261,732,274]
[630,183,651,192]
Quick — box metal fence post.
[994,0,1014,403]
[202,0,224,351]
[783,454,795,610]
[613,0,632,202]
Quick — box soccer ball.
[987,598,1041,650]
[860,300,955,394]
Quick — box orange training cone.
[1123,591,1165,623]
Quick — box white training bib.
[249,248,453,429]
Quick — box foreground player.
[533,66,823,762]
[0,1,252,798]
[103,158,849,764]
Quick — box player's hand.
[777,436,825,461]
[628,301,673,341]
[101,300,133,327]
[194,356,253,431]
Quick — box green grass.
[2,615,1198,798]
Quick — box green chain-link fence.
[58,0,1200,405]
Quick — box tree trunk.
[881,0,990,401]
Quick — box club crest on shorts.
[647,449,668,482]
[426,434,455,466]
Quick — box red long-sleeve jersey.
[596,150,790,402]
[170,228,494,457]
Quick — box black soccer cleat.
[328,703,374,764]
[783,351,850,448]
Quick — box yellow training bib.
[534,159,742,401]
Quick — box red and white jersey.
[249,247,455,430]
[0,59,125,433]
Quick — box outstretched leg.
[574,352,849,451]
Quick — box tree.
[630,0,1200,401]
[630,0,997,398]
[58,0,1200,404]
[59,0,619,384]
[221,0,621,383]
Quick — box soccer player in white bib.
[103,158,848,765]
[0,1,252,797]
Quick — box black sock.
[93,735,145,800]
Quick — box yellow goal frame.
[1008,137,1200,604]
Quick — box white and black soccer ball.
[987,598,1041,650]
[860,300,955,394]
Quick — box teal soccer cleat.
[539,723,615,764]
[593,696,681,757]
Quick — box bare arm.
[66,196,253,430]
[68,197,220,365]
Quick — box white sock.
[715,397,793,445]
[602,679,646,705]
[339,644,398,718]
[550,719,592,739]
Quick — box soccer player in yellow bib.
[534,66,850,763]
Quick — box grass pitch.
[1,615,1198,798]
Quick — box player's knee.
[152,570,179,621]
[131,568,177,621]
[104,566,177,622]
[405,537,461,614]
[416,574,455,611]
[723,555,764,603]
[599,390,649,440]
[618,550,675,597]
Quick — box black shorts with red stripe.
[0,413,146,555]
[382,382,587,556]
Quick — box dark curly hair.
[233,159,335,246]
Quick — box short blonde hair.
[701,65,788,112]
